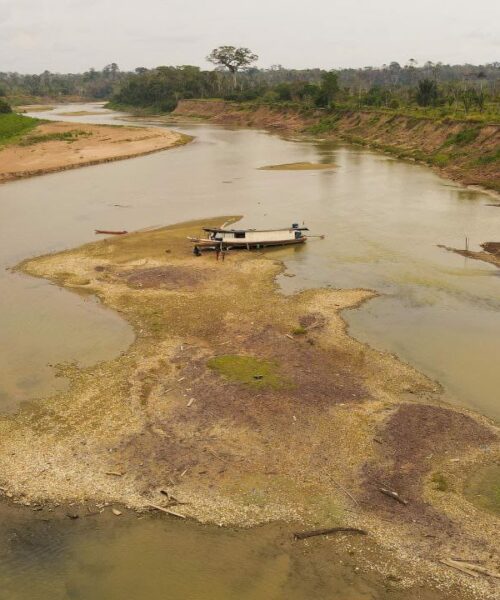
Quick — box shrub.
[443,127,480,147]
[0,98,12,113]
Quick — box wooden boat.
[188,223,309,250]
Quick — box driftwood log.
[379,487,408,505]
[148,503,186,519]
[293,527,367,540]
[441,558,500,579]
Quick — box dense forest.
[2,60,499,120]
[0,63,123,103]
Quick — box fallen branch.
[294,527,367,540]
[148,503,186,519]
[440,559,479,578]
[321,468,359,506]
[380,487,408,505]
[207,447,231,464]
[95,229,128,235]
[443,559,500,579]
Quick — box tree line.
[0,63,124,102]
[2,50,499,118]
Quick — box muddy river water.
[0,103,498,598]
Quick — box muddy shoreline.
[0,120,192,184]
[439,242,500,269]
[1,218,497,598]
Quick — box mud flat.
[3,218,499,598]
[0,120,191,184]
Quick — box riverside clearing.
[3,217,498,599]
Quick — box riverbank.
[0,119,192,184]
[172,100,500,193]
[4,218,499,599]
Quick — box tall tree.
[416,78,438,106]
[207,46,258,87]
[320,71,339,107]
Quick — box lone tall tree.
[207,46,258,88]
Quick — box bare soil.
[123,265,207,289]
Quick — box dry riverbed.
[0,120,191,183]
[2,218,499,598]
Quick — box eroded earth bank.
[2,218,499,598]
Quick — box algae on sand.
[208,354,286,389]
[258,161,336,171]
[464,463,500,516]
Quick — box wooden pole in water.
[465,236,469,252]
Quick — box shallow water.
[0,504,446,600]
[1,102,499,421]
[0,102,498,599]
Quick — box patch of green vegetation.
[0,98,12,113]
[404,117,422,129]
[442,127,480,147]
[207,354,286,389]
[19,129,91,146]
[471,149,500,166]
[307,115,340,134]
[407,149,427,161]
[431,472,449,492]
[291,326,307,335]
[430,153,451,166]
[464,464,500,516]
[0,112,39,146]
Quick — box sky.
[0,0,499,73]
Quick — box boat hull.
[188,237,307,250]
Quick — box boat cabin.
[201,223,309,248]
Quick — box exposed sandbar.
[0,121,192,184]
[3,218,498,598]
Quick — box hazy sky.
[1,0,498,73]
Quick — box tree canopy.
[206,46,258,74]
[206,46,258,88]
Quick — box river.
[0,102,498,598]
[1,103,498,420]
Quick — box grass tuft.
[431,472,449,492]
[19,129,91,146]
[207,354,286,389]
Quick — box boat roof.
[203,227,309,233]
